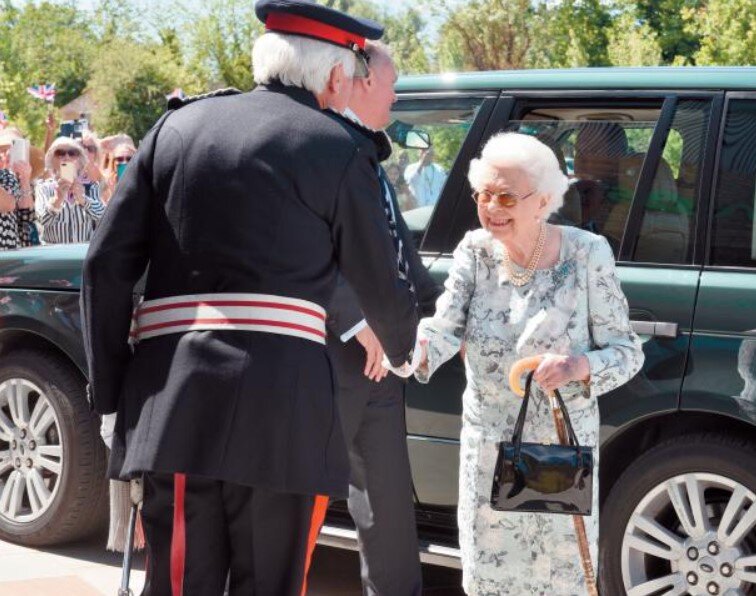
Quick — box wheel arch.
[0,328,87,380]
[600,410,756,505]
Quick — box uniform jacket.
[81,82,418,497]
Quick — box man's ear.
[327,63,344,95]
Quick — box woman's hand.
[11,161,31,187]
[0,186,16,213]
[532,354,590,393]
[101,168,117,204]
[53,178,70,208]
[72,181,86,206]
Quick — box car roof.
[395,67,756,93]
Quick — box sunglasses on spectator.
[113,156,132,164]
[54,148,81,158]
[471,189,536,207]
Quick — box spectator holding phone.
[100,139,136,204]
[0,128,40,249]
[79,131,106,184]
[35,136,105,243]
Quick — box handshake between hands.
[363,324,590,392]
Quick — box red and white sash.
[129,293,326,345]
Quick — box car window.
[505,103,666,258]
[499,100,709,264]
[633,99,712,264]
[384,97,486,246]
[710,98,756,268]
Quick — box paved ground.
[0,534,464,595]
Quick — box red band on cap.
[266,12,365,50]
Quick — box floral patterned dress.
[416,225,644,595]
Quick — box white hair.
[45,136,88,173]
[252,32,357,95]
[468,132,569,215]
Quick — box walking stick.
[118,479,144,596]
[509,356,599,596]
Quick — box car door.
[381,94,498,511]
[405,91,719,508]
[684,94,756,427]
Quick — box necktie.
[378,167,416,304]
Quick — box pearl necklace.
[502,224,548,287]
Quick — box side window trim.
[691,92,724,265]
[705,92,756,269]
[618,95,678,261]
[418,95,498,253]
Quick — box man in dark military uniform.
[81,1,418,594]
[326,42,441,595]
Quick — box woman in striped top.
[35,136,105,244]
[0,128,39,249]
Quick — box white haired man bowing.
[326,41,441,595]
[80,1,418,594]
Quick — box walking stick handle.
[508,356,544,397]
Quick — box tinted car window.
[505,103,666,257]
[633,99,711,264]
[384,98,485,245]
[710,98,756,268]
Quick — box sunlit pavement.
[0,534,463,595]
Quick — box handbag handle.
[511,371,583,462]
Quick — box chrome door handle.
[631,320,679,339]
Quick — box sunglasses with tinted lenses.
[54,148,81,158]
[471,190,536,207]
[113,156,132,164]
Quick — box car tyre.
[600,433,756,595]
[0,350,108,546]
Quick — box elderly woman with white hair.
[414,132,644,594]
[35,136,105,243]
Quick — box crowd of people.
[0,115,136,248]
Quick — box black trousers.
[330,338,423,596]
[140,473,328,596]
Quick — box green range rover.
[0,67,753,595]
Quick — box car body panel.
[396,67,756,94]
[0,288,86,374]
[682,270,756,427]
[0,244,86,290]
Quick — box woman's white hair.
[468,132,569,216]
[45,136,88,173]
[252,32,357,95]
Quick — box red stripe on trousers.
[300,495,329,596]
[170,473,186,596]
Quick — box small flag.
[27,84,56,103]
[165,88,186,102]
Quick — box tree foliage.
[684,0,756,66]
[606,11,663,67]
[431,0,535,71]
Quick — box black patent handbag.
[490,372,593,515]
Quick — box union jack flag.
[27,84,56,103]
[165,88,186,102]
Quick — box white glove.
[381,335,426,378]
[100,413,116,449]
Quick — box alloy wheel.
[0,379,63,523]
[622,473,756,595]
